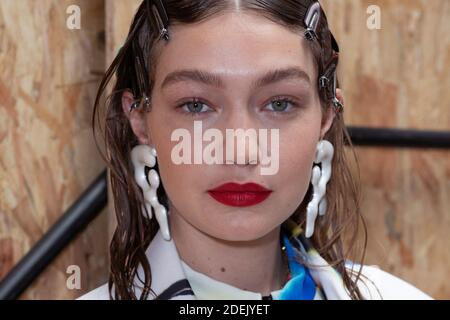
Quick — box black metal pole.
[0,170,108,300]
[347,126,450,149]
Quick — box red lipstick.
[207,182,272,207]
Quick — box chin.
[203,217,277,242]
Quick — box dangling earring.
[131,144,171,241]
[305,140,334,238]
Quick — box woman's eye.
[264,98,297,113]
[179,99,213,114]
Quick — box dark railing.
[0,127,449,300]
[347,127,450,149]
[0,171,107,300]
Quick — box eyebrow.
[160,66,311,90]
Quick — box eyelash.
[175,96,301,116]
[176,97,214,117]
[265,96,300,114]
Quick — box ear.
[319,88,343,139]
[122,90,150,145]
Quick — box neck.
[169,207,288,296]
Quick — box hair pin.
[319,53,338,90]
[318,53,343,113]
[129,93,151,112]
[148,0,170,41]
[331,72,343,113]
[304,1,321,41]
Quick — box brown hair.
[92,0,367,300]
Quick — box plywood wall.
[0,0,448,299]
[321,0,450,299]
[0,0,108,299]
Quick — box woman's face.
[124,11,336,241]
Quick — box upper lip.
[207,182,272,193]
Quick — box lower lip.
[207,191,272,207]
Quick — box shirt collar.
[142,223,349,300]
[178,231,319,300]
[180,260,283,300]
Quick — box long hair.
[92,0,368,300]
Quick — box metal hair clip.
[148,0,170,41]
[319,53,343,113]
[129,93,151,112]
[319,53,337,91]
[304,1,321,41]
[329,35,343,113]
[303,2,343,113]
[331,72,343,113]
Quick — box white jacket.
[78,229,433,300]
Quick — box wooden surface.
[321,0,450,299]
[0,0,108,299]
[0,0,448,299]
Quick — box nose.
[222,105,260,167]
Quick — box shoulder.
[349,264,433,300]
[76,282,110,300]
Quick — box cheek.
[146,116,205,222]
[280,130,317,177]
[157,161,198,208]
[275,126,318,213]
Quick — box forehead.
[153,11,317,88]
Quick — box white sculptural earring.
[305,140,334,238]
[130,144,171,241]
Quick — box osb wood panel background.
[322,0,450,298]
[0,0,448,299]
[0,0,108,299]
